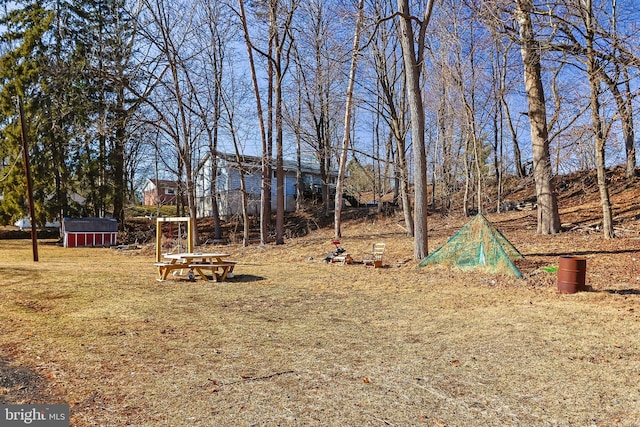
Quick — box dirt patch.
[0,357,60,404]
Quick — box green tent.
[418,214,524,278]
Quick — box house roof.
[217,153,338,176]
[149,179,177,187]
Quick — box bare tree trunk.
[397,138,414,235]
[463,134,471,217]
[600,69,636,181]
[610,0,636,180]
[584,0,614,238]
[268,39,276,241]
[275,73,285,244]
[622,75,636,179]
[502,94,524,178]
[397,0,435,259]
[265,0,297,245]
[335,0,364,239]
[204,6,224,241]
[372,15,413,235]
[237,0,270,245]
[295,67,303,211]
[231,137,250,247]
[495,39,525,179]
[515,0,560,235]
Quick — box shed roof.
[62,218,118,233]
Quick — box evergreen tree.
[68,0,140,223]
[0,0,141,225]
[0,1,56,224]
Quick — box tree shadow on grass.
[174,274,266,283]
[227,274,265,283]
[524,248,640,257]
[603,288,640,295]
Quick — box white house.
[196,153,337,219]
[14,217,61,230]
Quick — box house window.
[165,188,176,195]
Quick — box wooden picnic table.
[155,252,236,282]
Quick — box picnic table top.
[163,252,230,260]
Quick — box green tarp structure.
[418,214,524,278]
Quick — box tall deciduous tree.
[139,0,208,242]
[196,0,229,241]
[292,0,345,215]
[334,0,364,239]
[368,0,413,236]
[581,0,614,238]
[266,0,298,245]
[397,0,435,259]
[236,0,270,245]
[514,0,560,235]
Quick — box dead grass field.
[1,210,640,426]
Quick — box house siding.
[143,179,177,206]
[195,154,336,219]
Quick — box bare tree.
[196,0,232,242]
[219,71,251,246]
[397,0,435,259]
[292,0,348,214]
[514,0,561,234]
[139,0,212,243]
[236,0,270,245]
[550,0,632,237]
[244,0,298,245]
[582,0,614,237]
[268,0,298,245]
[334,0,365,239]
[368,0,414,235]
[448,11,487,216]
[605,0,636,180]
[496,37,526,179]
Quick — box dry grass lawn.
[1,210,640,426]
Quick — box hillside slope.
[502,166,640,233]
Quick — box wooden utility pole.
[18,96,38,262]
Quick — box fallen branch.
[614,227,640,234]
[211,370,295,386]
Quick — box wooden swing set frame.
[155,216,195,262]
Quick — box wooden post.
[156,218,163,262]
[18,96,38,262]
[188,217,194,253]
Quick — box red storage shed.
[62,218,118,248]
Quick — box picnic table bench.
[156,253,236,282]
[188,261,237,282]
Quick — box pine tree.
[68,0,139,223]
[0,1,55,224]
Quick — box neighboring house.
[142,179,178,206]
[196,153,337,219]
[14,217,61,230]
